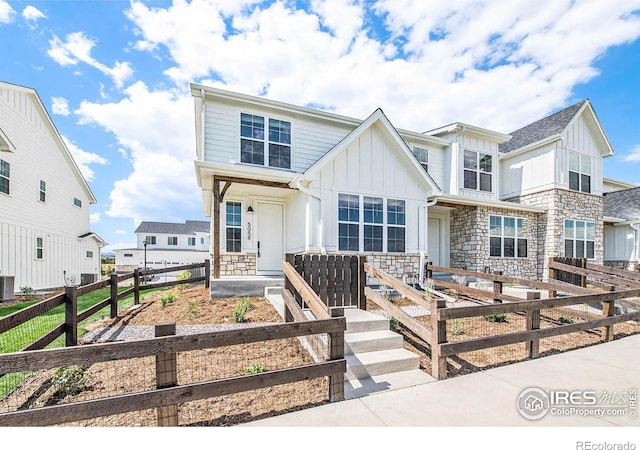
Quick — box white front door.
[428,218,441,266]
[257,202,284,274]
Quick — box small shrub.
[160,292,177,308]
[484,313,508,323]
[452,319,464,335]
[187,302,196,316]
[52,366,90,396]
[244,363,267,374]
[233,297,253,323]
[176,270,192,291]
[19,286,35,298]
[390,317,399,331]
[559,316,574,324]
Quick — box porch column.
[213,178,220,278]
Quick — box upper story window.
[144,236,156,245]
[188,237,196,246]
[240,113,291,169]
[0,159,9,195]
[489,215,527,258]
[73,197,82,208]
[200,237,205,245]
[338,193,405,253]
[167,236,178,246]
[463,150,492,192]
[86,251,94,258]
[39,180,46,202]
[569,152,591,193]
[413,147,428,172]
[564,219,595,258]
[226,201,242,253]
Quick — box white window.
[338,193,405,253]
[188,237,196,246]
[200,237,205,245]
[74,197,82,207]
[86,251,94,258]
[124,253,133,257]
[489,215,527,258]
[36,237,43,260]
[565,219,595,258]
[569,152,591,193]
[226,201,242,252]
[240,113,291,169]
[39,180,46,202]
[463,150,492,192]
[145,236,156,245]
[413,147,428,172]
[167,236,178,246]
[0,159,9,195]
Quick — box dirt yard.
[1,284,329,426]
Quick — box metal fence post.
[134,268,140,305]
[64,285,78,347]
[110,273,118,319]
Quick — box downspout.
[293,177,325,255]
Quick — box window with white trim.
[569,152,591,193]
[413,147,428,172]
[489,215,527,258]
[463,150,492,192]
[226,201,242,253]
[36,237,43,260]
[240,113,291,169]
[74,197,82,207]
[564,219,595,258]
[39,180,46,202]
[188,237,196,246]
[338,194,405,253]
[145,236,156,245]
[167,236,178,246]
[86,251,94,258]
[0,159,9,195]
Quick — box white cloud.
[51,97,70,116]
[0,0,15,24]
[90,212,101,223]
[75,82,199,224]
[124,0,640,132]
[22,5,46,23]
[115,230,127,235]
[623,145,640,162]
[61,136,108,182]
[48,31,134,88]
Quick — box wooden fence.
[0,261,210,352]
[0,318,346,426]
[365,262,640,380]
[549,257,587,287]
[285,254,365,309]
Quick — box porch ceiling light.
[247,206,254,213]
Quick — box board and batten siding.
[0,84,98,291]
[604,224,637,261]
[310,123,431,253]
[202,100,354,173]
[500,142,556,199]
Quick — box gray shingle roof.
[499,100,588,154]
[135,220,210,235]
[604,187,640,221]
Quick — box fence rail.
[0,318,346,426]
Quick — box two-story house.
[114,220,210,273]
[191,84,616,283]
[0,81,105,297]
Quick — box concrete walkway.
[245,334,640,427]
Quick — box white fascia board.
[0,126,16,152]
[498,134,562,160]
[426,122,512,143]
[195,161,297,190]
[431,194,547,213]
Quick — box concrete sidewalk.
[245,334,640,427]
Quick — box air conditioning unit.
[80,273,97,286]
[0,276,15,302]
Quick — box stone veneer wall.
[449,205,540,279]
[220,254,257,276]
[505,188,604,280]
[603,260,639,271]
[364,253,422,286]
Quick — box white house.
[0,81,105,296]
[603,187,640,271]
[191,84,619,282]
[114,220,210,273]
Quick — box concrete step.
[344,330,404,355]
[345,369,436,399]
[346,348,421,380]
[344,308,390,333]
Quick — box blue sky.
[1,0,640,254]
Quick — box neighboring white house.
[0,81,105,296]
[603,187,640,271]
[114,220,210,273]
[191,84,621,281]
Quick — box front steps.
[344,309,421,380]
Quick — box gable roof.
[78,232,108,247]
[135,220,210,235]
[499,100,588,154]
[300,108,442,195]
[0,126,16,152]
[604,187,640,222]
